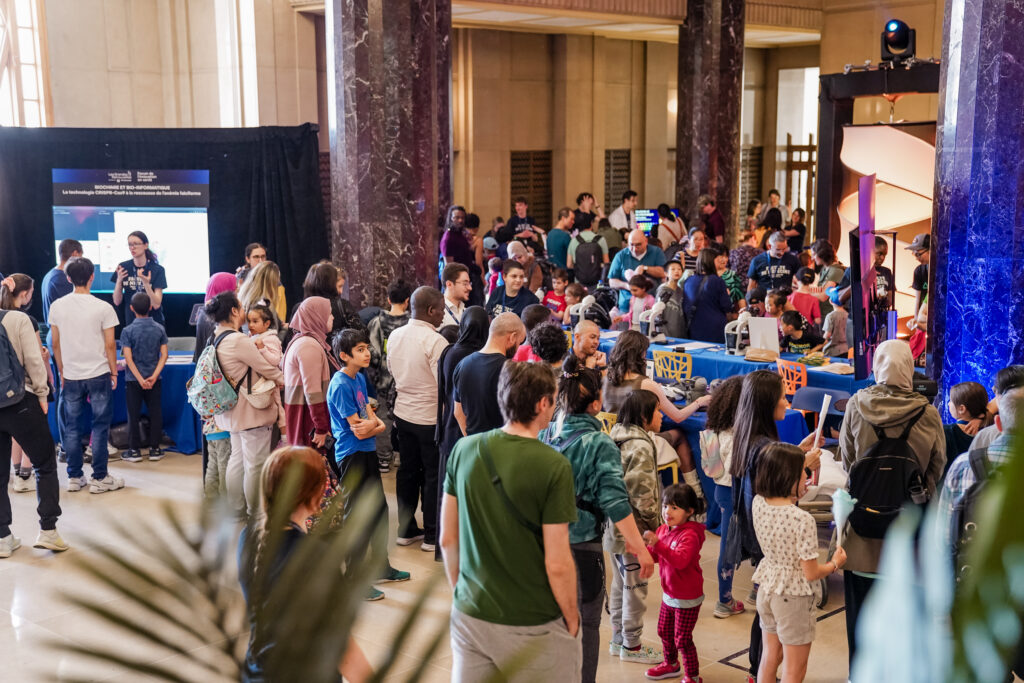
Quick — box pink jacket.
[212,325,285,433]
[647,520,706,601]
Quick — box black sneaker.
[57,446,67,463]
[148,447,164,462]
[121,449,143,463]
[378,456,391,473]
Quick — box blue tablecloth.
[48,352,202,454]
[597,333,874,394]
[663,405,809,533]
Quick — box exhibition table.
[596,332,874,394]
[48,352,202,455]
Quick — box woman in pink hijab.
[283,296,339,448]
[194,273,238,364]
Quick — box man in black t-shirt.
[905,233,930,316]
[747,231,801,291]
[838,236,894,314]
[452,313,526,437]
[497,196,545,256]
[573,191,604,234]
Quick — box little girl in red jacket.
[643,483,707,682]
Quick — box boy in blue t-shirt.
[120,293,168,463]
[327,329,410,598]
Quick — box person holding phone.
[112,230,167,325]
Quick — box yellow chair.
[657,461,680,485]
[564,329,573,347]
[596,412,616,434]
[652,351,693,382]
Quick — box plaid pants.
[657,602,700,677]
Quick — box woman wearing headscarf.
[838,339,945,668]
[194,272,238,363]
[433,306,489,561]
[282,296,339,450]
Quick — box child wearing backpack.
[605,390,663,666]
[752,442,847,683]
[367,279,412,473]
[643,483,707,683]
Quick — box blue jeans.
[714,483,736,604]
[63,374,113,480]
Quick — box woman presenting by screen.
[112,231,168,324]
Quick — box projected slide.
[52,169,211,294]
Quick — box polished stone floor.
[2,451,851,682]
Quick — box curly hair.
[529,322,569,365]
[704,375,744,434]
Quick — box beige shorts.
[757,593,816,645]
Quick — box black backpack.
[573,235,605,287]
[0,311,26,409]
[847,406,929,539]
[950,448,994,581]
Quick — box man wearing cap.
[906,233,930,316]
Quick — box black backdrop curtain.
[0,124,327,337]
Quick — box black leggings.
[0,395,61,536]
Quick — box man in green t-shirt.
[441,362,581,681]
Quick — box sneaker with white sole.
[748,586,758,605]
[714,599,746,618]
[148,447,164,462]
[620,644,662,665]
[89,475,125,494]
[34,529,69,552]
[644,661,681,680]
[121,450,143,463]
[67,476,88,492]
[609,642,622,656]
[421,542,436,553]
[396,534,424,546]
[12,476,35,493]
[0,534,21,558]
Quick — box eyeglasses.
[455,279,471,286]
[127,241,144,247]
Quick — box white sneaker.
[89,475,125,494]
[34,529,69,552]
[396,534,424,546]
[12,476,35,492]
[421,542,436,553]
[619,644,662,665]
[0,534,21,558]
[67,476,88,492]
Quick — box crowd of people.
[0,193,1017,683]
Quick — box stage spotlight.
[881,19,916,64]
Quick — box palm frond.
[952,433,1024,681]
[48,459,449,682]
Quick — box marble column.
[325,0,451,308]
[675,0,744,237]
[931,0,1024,398]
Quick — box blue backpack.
[0,311,27,409]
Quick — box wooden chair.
[652,351,693,382]
[596,412,616,434]
[777,358,808,397]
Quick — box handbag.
[234,367,278,410]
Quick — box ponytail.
[0,273,34,311]
[555,354,603,420]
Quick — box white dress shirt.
[386,318,449,425]
[441,296,466,328]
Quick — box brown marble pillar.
[326,0,452,308]
[675,0,744,239]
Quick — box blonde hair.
[238,261,281,313]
